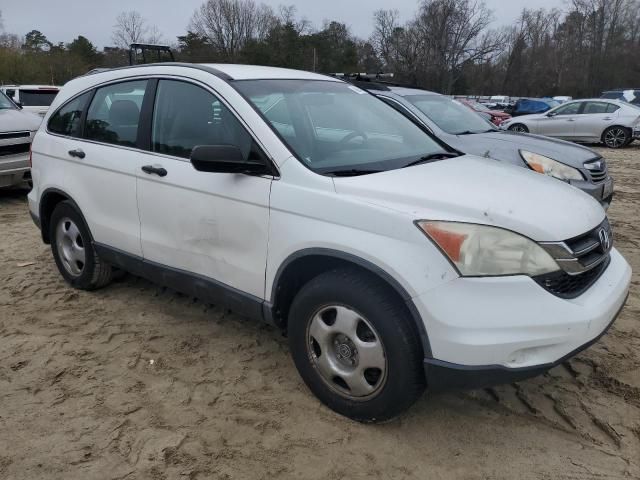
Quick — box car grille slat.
[0,131,30,141]
[537,219,612,298]
[584,158,608,183]
[0,143,30,157]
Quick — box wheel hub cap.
[307,305,387,400]
[55,217,86,277]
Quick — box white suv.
[28,64,631,422]
[1,85,60,117]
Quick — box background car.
[0,90,42,188]
[459,99,512,126]
[601,89,640,105]
[502,98,640,148]
[507,98,560,117]
[0,85,60,117]
[349,82,614,207]
[553,96,573,103]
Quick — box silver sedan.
[502,99,640,148]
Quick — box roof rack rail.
[328,73,421,90]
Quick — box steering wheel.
[339,130,368,146]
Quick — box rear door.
[60,79,151,256]
[536,101,581,138]
[136,78,272,299]
[573,101,619,141]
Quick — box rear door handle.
[68,149,85,159]
[141,165,168,177]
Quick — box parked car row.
[25,63,631,423]
[502,99,640,149]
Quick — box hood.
[0,108,42,132]
[489,111,511,118]
[333,155,605,242]
[441,131,599,169]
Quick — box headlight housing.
[417,221,559,277]
[520,150,583,181]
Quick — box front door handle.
[603,117,612,121]
[68,149,85,159]
[141,165,168,177]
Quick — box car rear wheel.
[50,201,113,290]
[508,123,529,133]
[288,268,425,422]
[602,126,630,149]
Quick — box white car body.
[0,85,61,117]
[503,98,640,146]
[28,64,631,417]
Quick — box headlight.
[520,150,583,181]
[417,221,559,276]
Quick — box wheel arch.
[268,248,432,358]
[39,188,91,244]
[601,124,631,142]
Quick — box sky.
[1,0,561,48]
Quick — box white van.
[28,64,631,421]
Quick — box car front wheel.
[508,123,529,133]
[288,268,425,422]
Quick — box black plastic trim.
[270,248,432,357]
[93,243,265,322]
[38,188,90,244]
[424,292,628,391]
[82,62,234,81]
[30,210,40,229]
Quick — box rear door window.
[48,92,92,137]
[84,80,148,148]
[583,102,610,114]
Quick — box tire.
[288,267,425,422]
[49,201,113,290]
[508,123,529,133]
[602,126,630,149]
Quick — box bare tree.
[112,11,150,48]
[189,0,276,60]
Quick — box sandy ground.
[0,145,639,480]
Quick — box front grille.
[537,218,613,298]
[534,256,610,299]
[0,143,30,157]
[584,158,608,183]
[0,131,30,141]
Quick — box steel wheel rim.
[306,305,387,400]
[605,128,626,148]
[55,217,86,277]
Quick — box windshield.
[19,90,58,107]
[233,80,448,174]
[404,95,495,135]
[0,91,17,110]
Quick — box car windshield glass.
[234,80,449,174]
[0,91,16,110]
[19,90,58,107]
[404,95,495,135]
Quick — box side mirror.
[190,145,271,175]
[546,111,557,117]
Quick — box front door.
[136,79,272,300]
[536,101,581,138]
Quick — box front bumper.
[414,248,631,390]
[569,176,614,208]
[0,153,30,188]
[633,127,640,139]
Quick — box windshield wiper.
[402,152,460,168]
[456,129,495,135]
[325,168,383,177]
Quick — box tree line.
[0,0,639,98]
